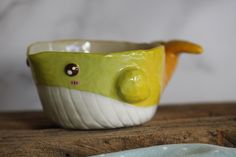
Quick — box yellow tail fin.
[164,40,203,87]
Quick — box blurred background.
[0,0,235,111]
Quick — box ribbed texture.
[37,85,157,129]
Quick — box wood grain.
[0,102,235,157]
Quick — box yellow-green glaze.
[117,68,150,103]
[28,46,165,107]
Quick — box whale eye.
[64,63,79,76]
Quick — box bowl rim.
[27,39,164,55]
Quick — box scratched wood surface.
[0,102,235,157]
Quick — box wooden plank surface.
[0,102,235,157]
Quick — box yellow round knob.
[117,68,150,103]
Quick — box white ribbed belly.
[37,85,157,129]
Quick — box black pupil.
[64,63,79,76]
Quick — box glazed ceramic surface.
[90,144,236,157]
[27,39,202,129]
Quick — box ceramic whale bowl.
[27,39,203,129]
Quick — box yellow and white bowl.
[27,39,203,129]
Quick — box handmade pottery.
[27,39,203,129]
[90,144,236,157]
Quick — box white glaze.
[37,85,157,129]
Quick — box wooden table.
[0,102,235,157]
